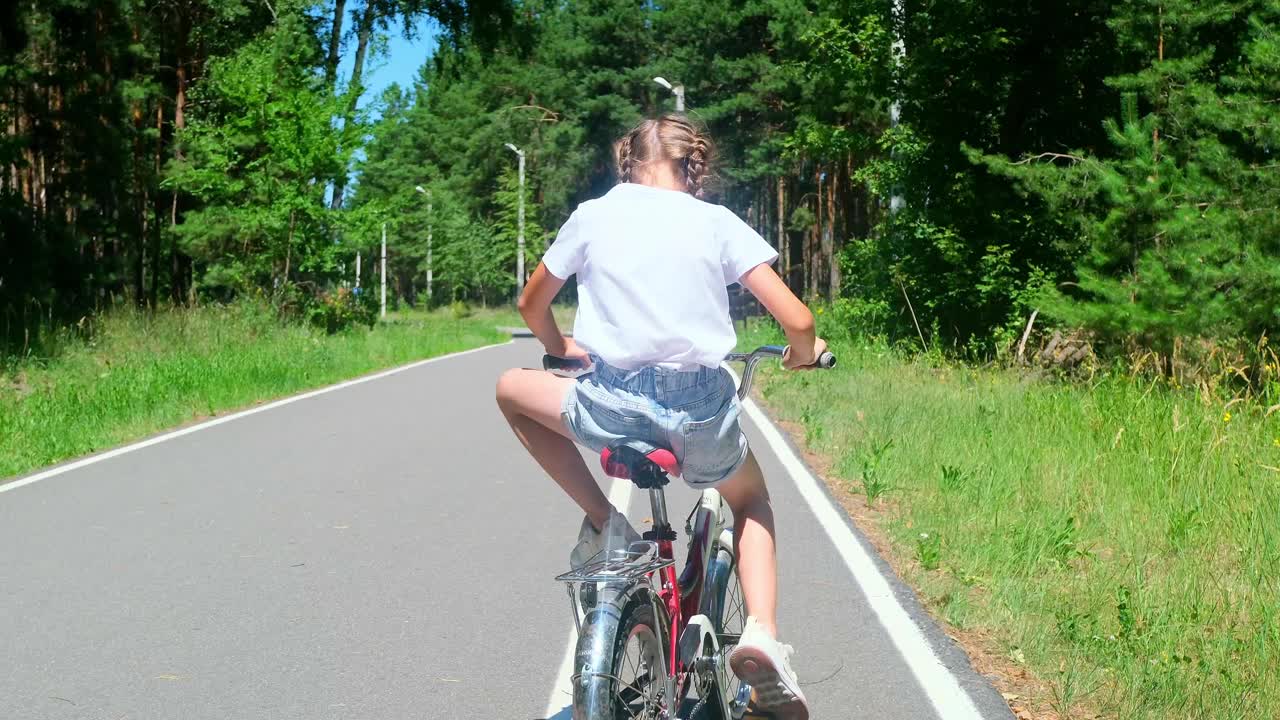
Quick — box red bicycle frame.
[651,487,718,678]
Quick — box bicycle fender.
[572,583,662,720]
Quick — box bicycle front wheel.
[574,587,670,720]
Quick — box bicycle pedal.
[741,699,780,719]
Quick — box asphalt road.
[2,339,1013,720]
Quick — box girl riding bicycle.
[496,114,827,720]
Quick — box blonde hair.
[613,114,714,198]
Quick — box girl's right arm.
[740,263,828,370]
[519,262,591,364]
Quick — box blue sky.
[328,12,438,200]
[334,12,439,121]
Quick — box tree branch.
[504,104,561,122]
[1011,152,1086,165]
[898,279,929,353]
[1016,308,1039,363]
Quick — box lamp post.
[380,222,387,318]
[653,76,685,112]
[503,143,526,298]
[415,185,432,304]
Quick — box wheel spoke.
[719,568,748,717]
[613,616,664,720]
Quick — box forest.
[3,0,1278,371]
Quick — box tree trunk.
[325,0,348,88]
[169,31,188,304]
[808,168,821,299]
[330,5,375,211]
[818,167,835,300]
[777,175,788,290]
[283,208,296,283]
[135,184,148,303]
[827,164,840,298]
[1153,5,1164,170]
[150,101,163,308]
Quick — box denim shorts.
[560,356,749,488]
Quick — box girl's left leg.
[720,449,811,718]
[715,449,778,637]
[495,368,613,530]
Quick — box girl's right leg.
[495,368,613,530]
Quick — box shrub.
[307,287,377,334]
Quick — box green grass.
[739,320,1280,719]
[0,303,506,480]
[459,302,577,330]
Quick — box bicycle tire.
[691,539,749,720]
[573,585,671,720]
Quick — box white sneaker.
[569,508,641,568]
[729,617,810,720]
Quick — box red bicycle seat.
[600,440,681,481]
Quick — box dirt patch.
[764,402,1074,720]
[4,371,35,398]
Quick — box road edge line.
[739,393,988,720]
[1,339,514,495]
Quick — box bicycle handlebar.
[723,345,836,400]
[541,354,590,373]
[542,345,836,401]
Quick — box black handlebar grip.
[816,351,837,369]
[543,354,588,372]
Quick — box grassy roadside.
[466,303,577,331]
[739,320,1279,719]
[1,303,506,481]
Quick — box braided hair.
[684,133,710,198]
[614,114,715,198]
[615,132,636,184]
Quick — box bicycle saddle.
[600,439,681,488]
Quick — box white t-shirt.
[542,182,778,370]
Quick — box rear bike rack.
[556,541,673,634]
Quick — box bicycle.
[543,345,836,720]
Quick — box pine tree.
[984,0,1280,357]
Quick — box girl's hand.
[783,337,828,370]
[551,338,593,368]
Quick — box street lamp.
[503,143,526,298]
[380,221,387,318]
[415,185,433,304]
[653,76,685,112]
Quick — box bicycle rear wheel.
[574,587,670,720]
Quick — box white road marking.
[1,340,513,495]
[739,395,987,720]
[543,477,634,719]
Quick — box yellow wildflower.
[1222,412,1232,423]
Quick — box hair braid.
[685,134,710,198]
[612,114,714,196]
[615,132,636,183]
